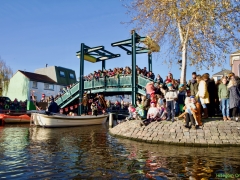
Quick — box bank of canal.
[109,118,240,147]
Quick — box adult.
[189,72,199,97]
[82,93,89,115]
[218,77,230,121]
[205,73,217,117]
[227,78,240,122]
[196,74,210,118]
[47,96,60,113]
[141,95,150,118]
[183,97,197,129]
[155,74,163,84]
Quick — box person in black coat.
[205,73,216,117]
[48,97,60,113]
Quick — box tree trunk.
[180,43,187,84]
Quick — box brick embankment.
[109,119,240,147]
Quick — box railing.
[56,75,153,107]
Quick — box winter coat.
[165,90,178,101]
[178,90,186,104]
[228,85,240,109]
[206,78,216,102]
[190,81,199,97]
[196,80,209,104]
[218,83,229,99]
[48,101,60,113]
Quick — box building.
[4,70,62,101]
[212,69,232,82]
[4,66,77,101]
[34,66,76,86]
[230,50,240,76]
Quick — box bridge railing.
[56,75,153,106]
[84,75,149,90]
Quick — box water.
[0,124,240,179]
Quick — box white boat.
[31,113,108,128]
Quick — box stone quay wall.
[109,119,240,147]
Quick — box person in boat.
[47,96,60,113]
[91,102,98,116]
[82,92,88,115]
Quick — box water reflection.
[0,124,240,179]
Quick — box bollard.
[109,113,113,128]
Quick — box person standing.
[228,78,240,122]
[47,96,60,113]
[218,77,230,121]
[196,74,210,118]
[205,73,217,117]
[189,72,199,97]
[165,83,178,122]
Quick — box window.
[59,71,65,77]
[32,81,38,88]
[69,73,75,79]
[44,83,54,90]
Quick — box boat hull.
[3,114,31,123]
[32,113,108,128]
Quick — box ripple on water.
[0,124,240,179]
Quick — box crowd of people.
[127,71,240,129]
[0,98,27,112]
[46,64,240,129]
[83,66,157,81]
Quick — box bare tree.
[123,0,240,83]
[0,57,13,96]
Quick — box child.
[177,84,186,115]
[126,104,136,120]
[165,83,178,122]
[157,94,164,107]
[142,101,160,125]
[136,101,144,118]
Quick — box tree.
[123,0,240,83]
[0,57,13,96]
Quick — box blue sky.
[0,0,234,81]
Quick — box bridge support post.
[79,43,85,116]
[131,30,137,106]
[109,113,113,128]
[102,60,105,71]
[148,53,152,72]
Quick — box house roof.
[18,70,57,84]
[230,50,240,66]
[231,50,240,55]
[212,69,232,76]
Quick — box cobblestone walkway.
[109,119,240,147]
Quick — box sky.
[0,0,235,81]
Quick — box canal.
[0,124,240,179]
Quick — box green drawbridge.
[55,75,153,108]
